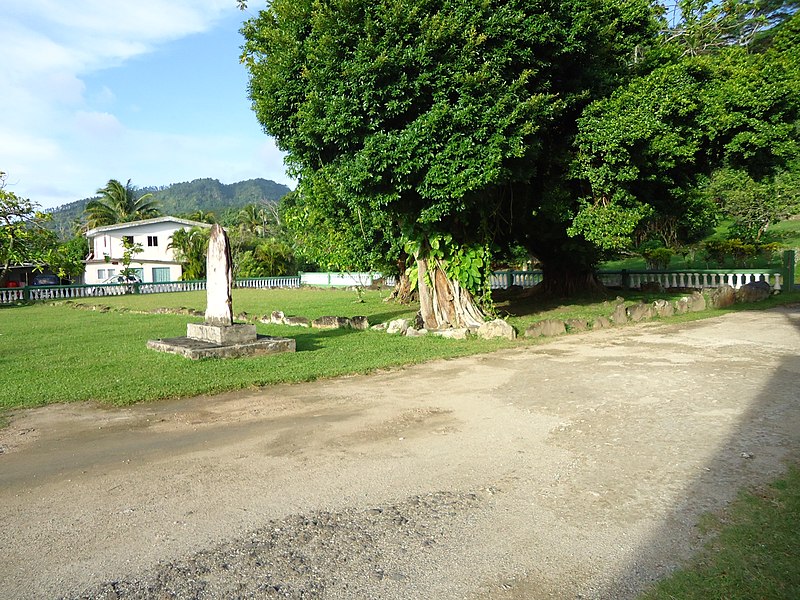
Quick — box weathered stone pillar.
[205,224,233,326]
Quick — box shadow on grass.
[284,326,366,353]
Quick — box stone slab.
[147,334,295,360]
[187,323,256,345]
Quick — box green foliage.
[0,171,58,279]
[85,179,161,228]
[119,236,144,277]
[236,238,296,277]
[705,166,800,242]
[46,235,89,281]
[242,0,659,297]
[642,246,674,270]
[168,226,210,280]
[575,11,800,253]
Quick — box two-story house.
[84,216,211,284]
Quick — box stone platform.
[147,333,295,360]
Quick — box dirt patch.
[1,308,799,599]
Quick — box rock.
[611,302,628,325]
[236,312,250,322]
[477,319,516,340]
[270,310,286,324]
[405,327,429,337]
[688,291,706,312]
[525,319,566,338]
[371,322,389,331]
[653,299,675,318]
[735,281,771,303]
[312,316,352,329]
[284,316,310,327]
[592,316,612,329]
[386,319,410,335]
[351,316,370,330]
[627,303,653,322]
[429,328,469,340]
[675,297,690,314]
[565,318,588,332]
[710,285,736,309]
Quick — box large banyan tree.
[241,0,658,325]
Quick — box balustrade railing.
[1,267,788,305]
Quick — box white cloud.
[0,0,260,209]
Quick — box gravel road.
[1,307,799,600]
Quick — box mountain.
[46,178,292,235]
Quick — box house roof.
[85,216,212,237]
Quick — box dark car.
[31,274,61,286]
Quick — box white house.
[84,216,211,284]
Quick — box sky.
[0,0,293,210]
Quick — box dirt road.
[1,308,799,599]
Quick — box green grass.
[640,463,800,600]
[4,286,798,409]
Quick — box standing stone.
[675,297,690,314]
[710,285,736,309]
[593,316,612,329]
[611,302,628,325]
[735,281,771,303]
[477,319,517,340]
[653,299,675,318]
[688,291,707,312]
[565,318,588,332]
[525,319,566,337]
[627,302,653,322]
[205,224,233,326]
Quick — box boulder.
[477,319,517,340]
[370,322,389,331]
[284,316,310,327]
[351,316,370,330]
[675,297,690,314]
[611,302,628,325]
[525,319,566,338]
[430,328,469,340]
[627,303,653,322]
[565,318,588,332]
[312,316,352,329]
[592,316,612,329]
[386,318,410,335]
[653,299,675,318]
[688,291,707,312]
[405,327,429,337]
[270,310,286,324]
[710,285,736,309]
[736,281,771,303]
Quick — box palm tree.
[85,179,161,228]
[168,226,210,280]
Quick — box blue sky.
[0,1,292,210]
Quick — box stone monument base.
[147,322,295,359]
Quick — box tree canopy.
[242,0,800,309]
[84,179,161,228]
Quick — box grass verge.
[640,463,800,600]
[2,287,798,409]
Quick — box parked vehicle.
[90,273,142,296]
[31,274,61,286]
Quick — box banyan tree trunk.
[416,256,485,329]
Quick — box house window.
[98,269,106,280]
[147,235,158,247]
[122,235,134,246]
[107,269,116,277]
[152,267,170,282]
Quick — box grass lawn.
[3,286,798,409]
[640,463,800,600]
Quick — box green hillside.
[47,177,291,235]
